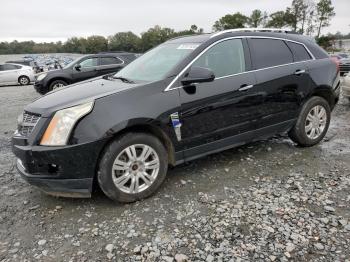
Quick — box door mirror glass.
[181,66,215,86]
[74,64,81,71]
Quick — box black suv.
[12,29,340,203]
[34,52,138,94]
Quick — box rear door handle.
[238,84,254,91]
[294,69,306,75]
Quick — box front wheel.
[98,133,168,203]
[49,80,67,91]
[18,76,30,85]
[289,96,331,147]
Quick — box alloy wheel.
[20,77,29,85]
[111,144,160,194]
[53,83,64,90]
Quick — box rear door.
[97,56,124,76]
[247,38,311,130]
[177,38,260,158]
[72,57,99,82]
[0,64,21,84]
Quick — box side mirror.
[181,66,215,86]
[74,64,81,71]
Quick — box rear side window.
[249,38,293,69]
[286,42,312,62]
[2,64,21,70]
[192,39,246,78]
[100,57,123,65]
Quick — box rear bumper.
[12,136,108,198]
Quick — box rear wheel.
[289,96,331,147]
[98,133,168,203]
[18,76,30,85]
[49,80,67,91]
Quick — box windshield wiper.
[112,76,135,84]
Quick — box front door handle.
[294,69,306,75]
[238,84,254,91]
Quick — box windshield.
[114,43,200,82]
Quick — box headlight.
[40,102,94,146]
[36,73,47,81]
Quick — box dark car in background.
[12,29,340,203]
[34,52,138,94]
[339,58,350,76]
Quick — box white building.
[333,39,350,51]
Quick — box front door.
[176,38,260,159]
[72,57,99,83]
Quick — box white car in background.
[0,63,35,86]
[342,73,350,102]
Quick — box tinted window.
[249,39,293,69]
[119,54,137,62]
[100,57,123,65]
[286,42,312,62]
[79,58,98,68]
[193,39,245,78]
[2,64,21,70]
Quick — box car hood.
[26,77,141,117]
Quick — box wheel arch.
[47,77,70,87]
[310,86,336,110]
[92,122,176,192]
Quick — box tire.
[18,76,30,86]
[49,80,67,91]
[98,132,168,203]
[289,96,331,147]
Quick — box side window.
[100,57,123,65]
[192,39,246,78]
[79,58,98,68]
[249,39,294,69]
[286,42,312,62]
[2,64,19,71]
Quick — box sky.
[0,0,349,43]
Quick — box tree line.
[0,0,339,55]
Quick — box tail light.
[330,57,340,73]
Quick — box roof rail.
[210,28,295,38]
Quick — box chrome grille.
[18,111,40,136]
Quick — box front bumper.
[12,136,108,198]
[34,80,47,95]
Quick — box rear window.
[286,42,312,62]
[249,38,294,69]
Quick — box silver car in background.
[0,63,35,86]
[342,73,350,102]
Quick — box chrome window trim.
[99,56,125,67]
[164,36,315,92]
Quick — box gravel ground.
[0,84,350,262]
